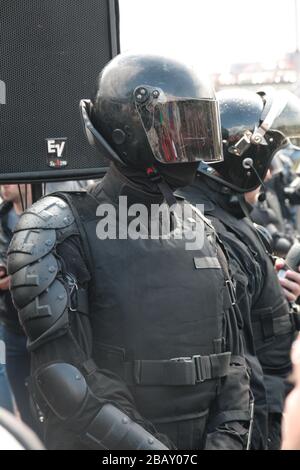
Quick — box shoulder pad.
[15,196,75,231]
[8,228,56,275]
[10,254,59,309]
[19,279,68,350]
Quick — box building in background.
[213,50,300,95]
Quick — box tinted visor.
[136,92,223,164]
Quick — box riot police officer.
[7,53,250,450]
[179,88,300,450]
[251,152,296,256]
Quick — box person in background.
[0,407,44,450]
[250,155,295,257]
[0,184,35,430]
[0,325,14,412]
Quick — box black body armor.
[7,168,250,450]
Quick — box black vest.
[56,171,233,442]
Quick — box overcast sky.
[119,0,300,73]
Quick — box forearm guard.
[36,362,168,450]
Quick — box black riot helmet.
[80,53,223,172]
[198,88,300,193]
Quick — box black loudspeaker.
[0,0,120,183]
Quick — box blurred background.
[120,0,300,95]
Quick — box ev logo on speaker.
[46,138,68,168]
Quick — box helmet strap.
[146,166,177,207]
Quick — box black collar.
[90,164,164,209]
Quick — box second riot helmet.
[199,87,300,192]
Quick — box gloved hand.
[275,259,300,302]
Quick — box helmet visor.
[267,91,300,149]
[135,89,223,164]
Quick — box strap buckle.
[193,355,212,383]
[226,279,236,306]
[170,355,212,383]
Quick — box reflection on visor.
[136,95,223,164]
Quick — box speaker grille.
[0,0,119,182]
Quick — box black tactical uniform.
[179,176,296,449]
[179,88,300,450]
[7,54,250,450]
